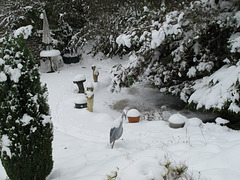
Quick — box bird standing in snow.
[110,109,127,149]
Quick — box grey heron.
[110,109,127,149]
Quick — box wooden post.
[91,65,99,82]
[86,83,94,112]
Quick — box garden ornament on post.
[85,83,94,112]
[91,65,99,82]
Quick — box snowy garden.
[1,50,240,179]
[0,0,240,179]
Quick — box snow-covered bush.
[188,62,240,114]
[0,34,53,180]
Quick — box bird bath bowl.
[127,109,140,123]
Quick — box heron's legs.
[111,140,115,149]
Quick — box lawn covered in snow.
[1,54,240,180]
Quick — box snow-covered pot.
[74,94,87,109]
[63,54,80,64]
[168,114,187,129]
[127,109,141,123]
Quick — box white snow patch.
[0,72,7,82]
[234,11,240,28]
[187,66,197,78]
[86,91,94,98]
[14,25,33,39]
[116,34,131,48]
[40,50,60,57]
[42,115,52,125]
[1,135,12,158]
[215,117,229,125]
[21,114,32,125]
[0,58,4,65]
[4,66,21,83]
[229,33,240,53]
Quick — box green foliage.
[106,167,119,180]
[0,34,53,180]
[161,159,189,180]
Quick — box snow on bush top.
[188,62,240,113]
[127,109,140,117]
[168,114,187,124]
[14,25,33,39]
[73,74,86,82]
[116,34,131,48]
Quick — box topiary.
[0,33,53,180]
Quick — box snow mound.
[127,109,141,117]
[169,114,187,124]
[73,74,86,82]
[186,117,202,127]
[215,117,229,125]
[40,50,61,57]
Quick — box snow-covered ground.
[1,54,240,180]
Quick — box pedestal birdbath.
[40,49,60,72]
[73,74,86,93]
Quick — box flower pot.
[127,109,141,123]
[63,54,80,64]
[128,116,140,123]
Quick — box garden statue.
[85,83,94,112]
[91,65,99,82]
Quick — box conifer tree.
[0,34,53,180]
